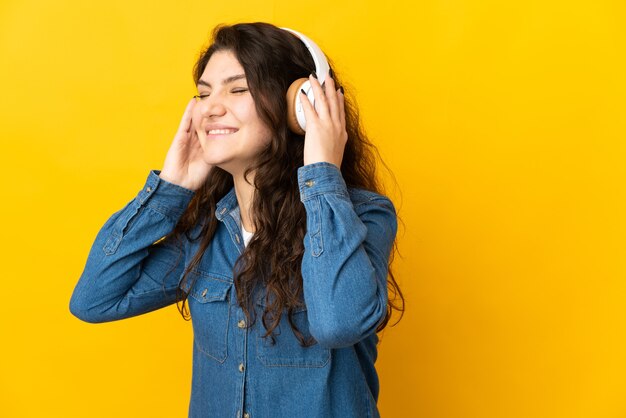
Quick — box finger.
[190,129,202,159]
[299,88,318,126]
[337,87,346,133]
[323,70,340,124]
[189,122,198,143]
[178,98,196,133]
[308,74,330,119]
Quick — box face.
[192,50,273,175]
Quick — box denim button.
[146,186,152,192]
[235,234,241,244]
[243,413,250,418]
[238,319,246,329]
[201,288,208,298]
[304,180,315,187]
[238,363,245,372]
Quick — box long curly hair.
[167,22,404,346]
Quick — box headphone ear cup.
[286,77,308,135]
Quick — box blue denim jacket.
[70,162,397,418]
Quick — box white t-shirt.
[241,223,254,247]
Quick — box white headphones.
[281,27,330,135]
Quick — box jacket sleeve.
[298,162,398,348]
[69,170,196,323]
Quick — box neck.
[232,170,256,233]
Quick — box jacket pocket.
[255,301,330,368]
[186,272,232,363]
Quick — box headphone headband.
[280,27,330,85]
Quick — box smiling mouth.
[207,128,239,136]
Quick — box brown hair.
[168,22,404,346]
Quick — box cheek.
[239,106,272,140]
[248,121,273,149]
[257,125,274,146]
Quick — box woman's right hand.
[159,98,213,191]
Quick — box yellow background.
[1,0,625,417]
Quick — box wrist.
[302,158,341,170]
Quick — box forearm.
[298,162,397,348]
[69,170,195,323]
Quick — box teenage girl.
[70,22,403,418]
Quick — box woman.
[70,22,403,418]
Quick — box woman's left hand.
[299,70,348,169]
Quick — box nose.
[199,94,227,118]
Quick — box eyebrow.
[197,74,246,88]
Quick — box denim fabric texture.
[70,162,398,418]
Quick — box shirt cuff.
[136,170,196,220]
[297,162,350,202]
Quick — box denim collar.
[215,186,241,226]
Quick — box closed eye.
[195,88,248,99]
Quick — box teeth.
[208,129,237,135]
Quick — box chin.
[202,159,236,176]
[201,152,256,177]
